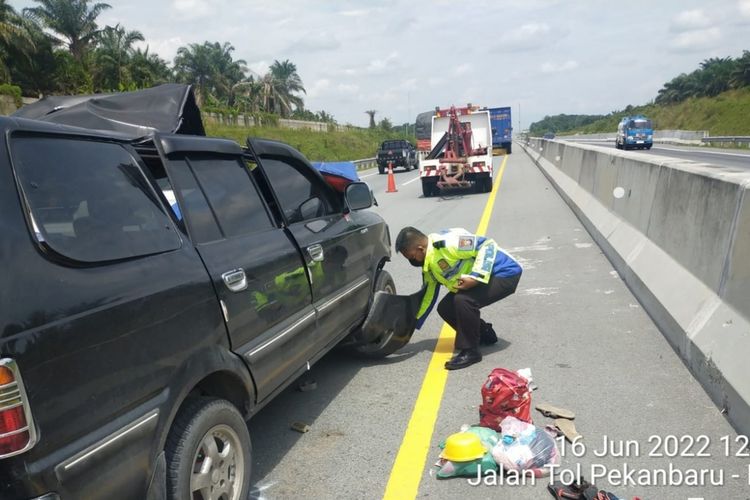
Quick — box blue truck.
[488,106,513,154]
[615,115,653,150]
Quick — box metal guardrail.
[353,157,377,170]
[701,136,750,145]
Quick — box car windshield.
[632,119,652,129]
[382,141,405,150]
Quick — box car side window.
[186,154,274,238]
[259,157,338,224]
[10,136,181,263]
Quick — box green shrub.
[0,84,22,108]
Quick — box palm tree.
[365,110,377,128]
[174,41,246,105]
[697,57,734,97]
[730,50,750,89]
[0,0,34,81]
[24,0,111,61]
[129,47,171,89]
[231,77,263,112]
[93,23,144,91]
[264,59,305,116]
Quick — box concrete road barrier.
[522,138,750,435]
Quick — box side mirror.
[345,182,373,211]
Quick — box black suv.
[0,93,398,499]
[376,139,417,174]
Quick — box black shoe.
[444,349,482,370]
[479,322,498,345]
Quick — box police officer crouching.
[396,226,523,370]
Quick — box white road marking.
[575,243,593,249]
[402,175,422,185]
[520,287,559,296]
[360,172,379,178]
[654,146,750,158]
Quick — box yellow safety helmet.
[439,432,487,462]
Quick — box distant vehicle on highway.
[487,106,513,154]
[543,132,556,139]
[376,139,417,174]
[616,115,653,150]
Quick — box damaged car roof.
[12,84,205,138]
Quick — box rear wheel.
[166,398,251,500]
[378,164,385,174]
[351,270,404,359]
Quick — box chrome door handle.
[222,268,248,292]
[307,244,324,262]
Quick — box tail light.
[0,359,37,458]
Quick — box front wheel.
[166,398,252,500]
[351,270,404,359]
[378,164,385,174]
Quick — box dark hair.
[395,226,426,252]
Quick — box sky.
[12,0,750,128]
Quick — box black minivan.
[0,86,403,500]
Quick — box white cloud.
[172,0,217,19]
[454,64,471,76]
[670,9,712,32]
[364,52,401,74]
[399,79,417,91]
[248,60,271,78]
[669,27,722,52]
[336,83,359,94]
[288,31,340,53]
[307,79,331,98]
[135,37,184,62]
[339,9,370,17]
[491,23,559,52]
[540,60,579,73]
[740,0,750,17]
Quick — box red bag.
[479,368,532,430]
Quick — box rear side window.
[11,136,181,263]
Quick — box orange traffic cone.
[386,162,397,193]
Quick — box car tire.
[351,270,405,359]
[166,397,252,500]
[422,181,435,197]
[378,164,385,174]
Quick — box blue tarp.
[311,161,359,182]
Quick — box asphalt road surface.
[246,153,747,500]
[564,139,750,171]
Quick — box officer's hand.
[456,277,479,290]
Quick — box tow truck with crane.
[418,105,493,197]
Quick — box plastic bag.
[434,453,498,479]
[491,416,560,477]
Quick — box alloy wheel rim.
[190,424,244,500]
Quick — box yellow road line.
[382,155,510,500]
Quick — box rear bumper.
[377,157,409,167]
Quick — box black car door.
[156,137,317,401]
[248,139,372,350]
